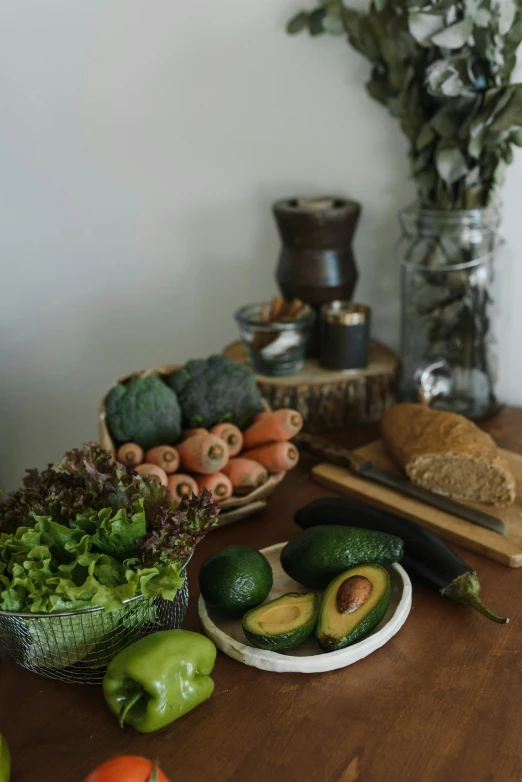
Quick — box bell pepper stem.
[149,766,160,782]
[118,689,146,728]
[441,571,509,624]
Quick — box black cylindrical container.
[319,301,371,370]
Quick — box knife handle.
[294,433,372,475]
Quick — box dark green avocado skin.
[199,546,273,615]
[281,526,403,589]
[243,618,316,652]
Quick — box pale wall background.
[1,0,521,489]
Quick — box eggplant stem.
[118,689,146,728]
[441,571,509,624]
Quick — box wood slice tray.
[312,439,522,567]
[223,340,399,434]
[98,364,287,528]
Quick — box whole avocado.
[105,375,182,450]
[199,545,273,615]
[281,525,404,589]
[167,355,264,430]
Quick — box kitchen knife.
[295,433,507,536]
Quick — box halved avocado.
[316,564,391,652]
[242,592,318,652]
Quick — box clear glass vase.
[398,206,508,420]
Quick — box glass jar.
[234,303,316,376]
[398,206,508,420]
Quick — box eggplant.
[295,497,508,624]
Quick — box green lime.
[199,546,273,615]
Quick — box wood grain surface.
[223,340,399,433]
[313,440,522,567]
[1,408,522,782]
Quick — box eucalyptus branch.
[287,0,522,210]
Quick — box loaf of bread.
[381,403,516,506]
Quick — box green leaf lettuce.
[0,444,219,616]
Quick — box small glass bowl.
[234,303,316,376]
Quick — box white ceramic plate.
[198,541,412,674]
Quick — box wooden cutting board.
[312,440,522,567]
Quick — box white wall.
[0,0,521,490]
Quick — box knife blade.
[295,433,507,535]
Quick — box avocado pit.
[336,575,373,615]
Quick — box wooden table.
[2,408,522,782]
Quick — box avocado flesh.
[317,564,391,652]
[281,525,403,590]
[243,592,318,652]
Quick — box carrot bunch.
[115,408,302,505]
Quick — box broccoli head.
[105,375,182,449]
[166,355,264,430]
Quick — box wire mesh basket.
[0,574,189,684]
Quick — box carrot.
[222,458,268,494]
[210,423,243,457]
[136,463,168,486]
[252,411,270,424]
[182,428,208,440]
[194,472,233,502]
[167,473,198,502]
[144,446,179,474]
[242,442,299,472]
[243,409,303,450]
[116,442,144,467]
[177,434,229,474]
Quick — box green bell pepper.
[0,732,10,782]
[103,629,217,733]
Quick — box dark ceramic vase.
[273,197,361,355]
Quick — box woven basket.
[98,365,286,528]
